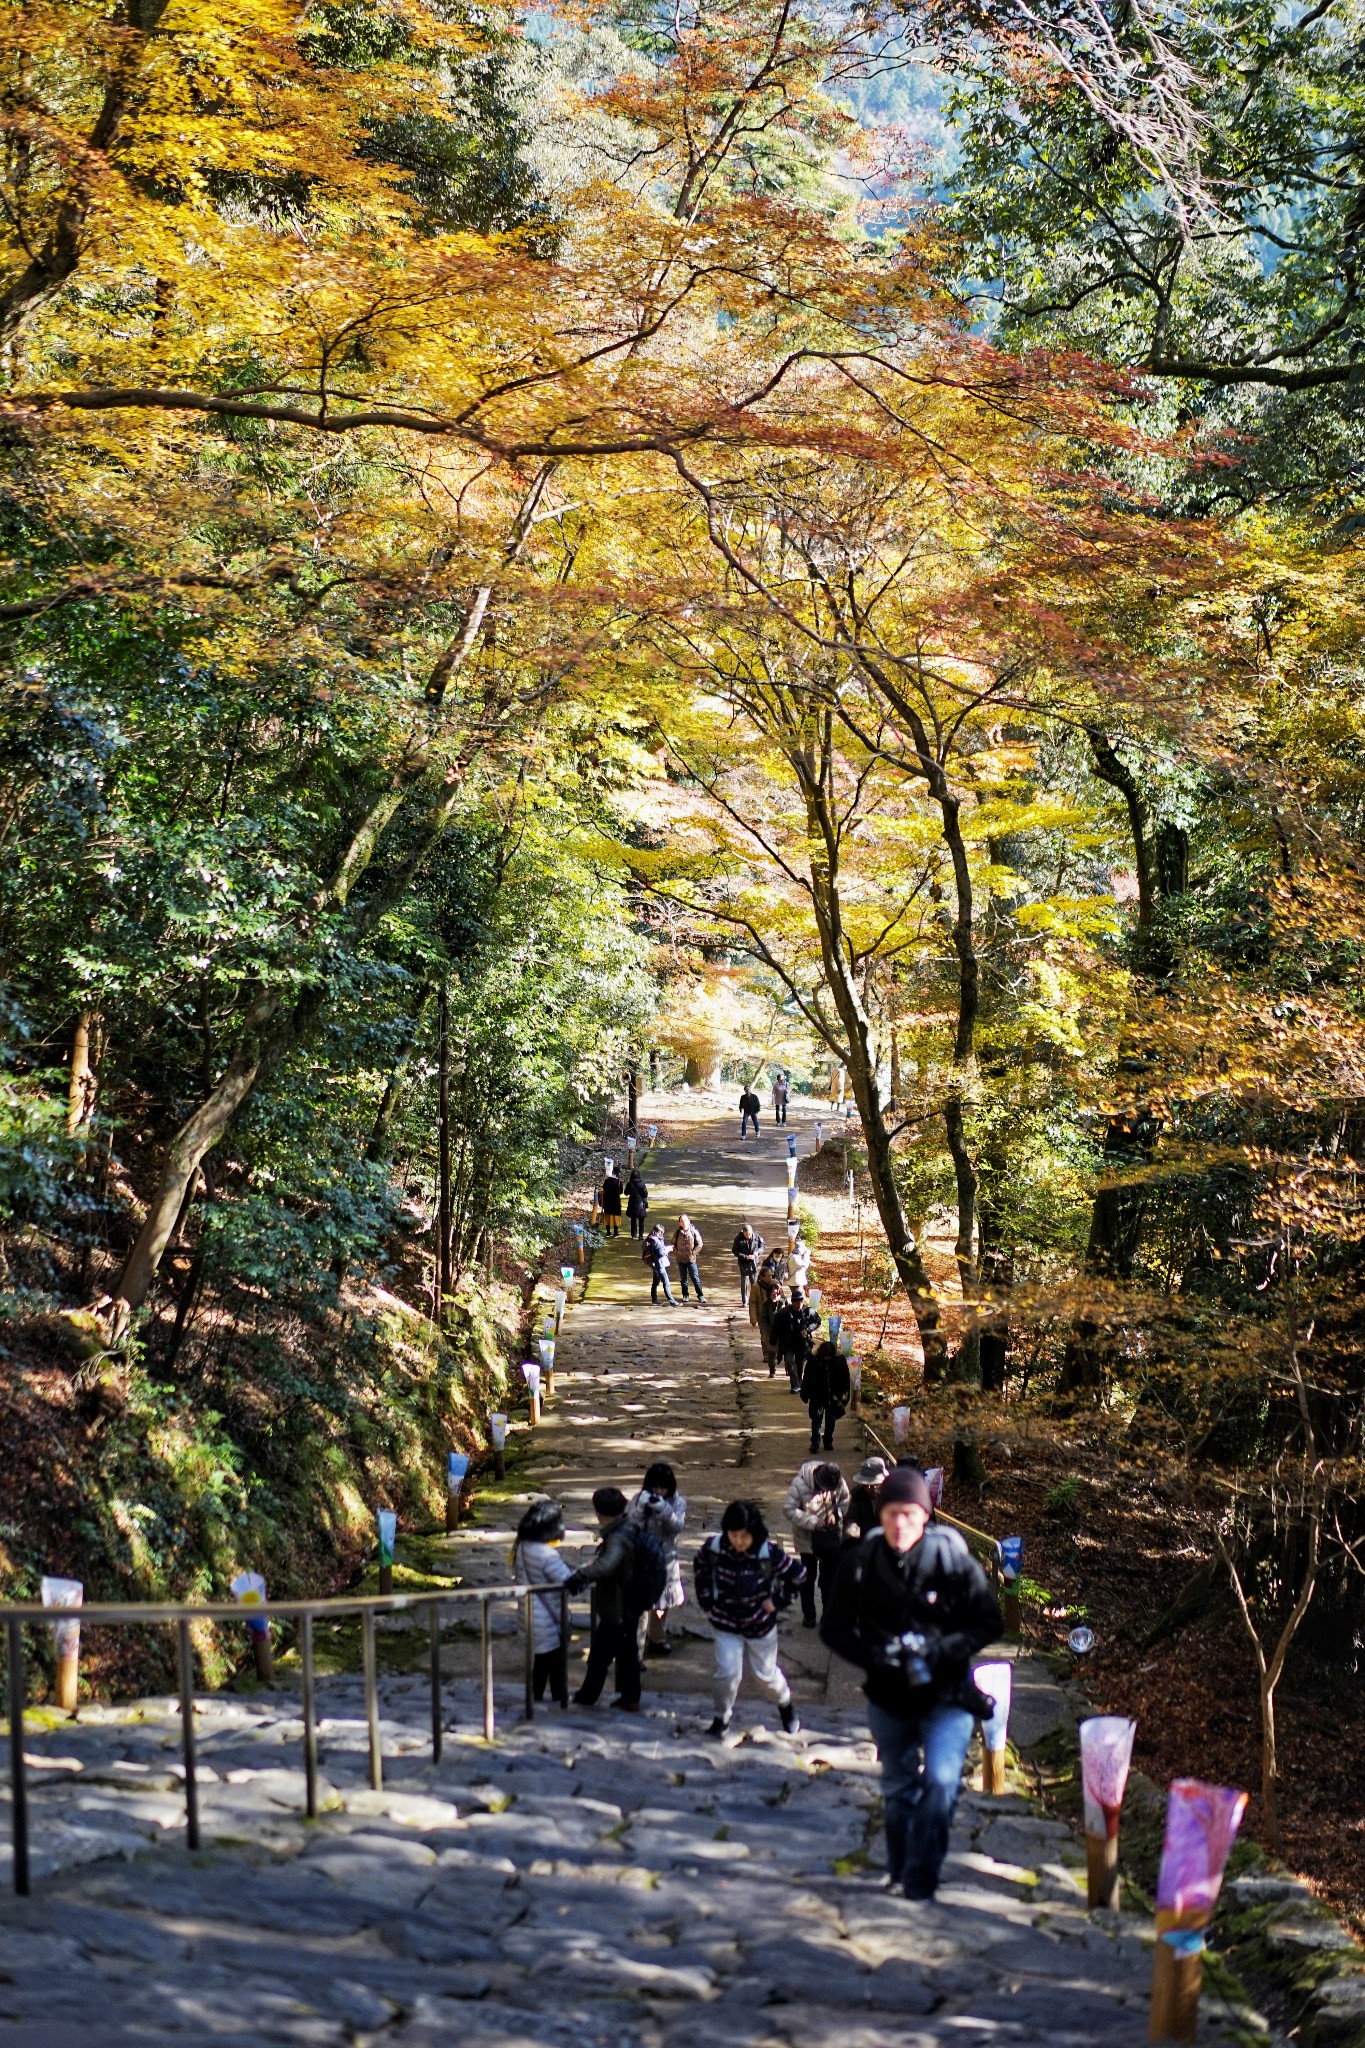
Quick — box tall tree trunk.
[627,1063,639,1131]
[66,1009,98,1135]
[437,982,453,1320]
[943,1096,981,1385]
[793,737,946,1374]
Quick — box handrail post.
[523,1591,534,1721]
[480,1595,494,1742]
[7,1616,29,1896]
[177,1618,200,1851]
[559,1585,570,1710]
[429,1602,443,1764]
[362,1608,382,1792]
[301,1609,318,1820]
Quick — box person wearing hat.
[844,1455,888,1543]
[822,1466,1002,1901]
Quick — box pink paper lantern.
[1155,1779,1248,1925]
[924,1466,944,1510]
[1080,1716,1136,1839]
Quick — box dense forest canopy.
[0,0,1362,1850]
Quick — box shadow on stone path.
[0,1100,1251,2043]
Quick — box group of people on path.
[596,1164,650,1239]
[512,1439,1002,1902]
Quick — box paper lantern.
[537,1337,555,1370]
[603,1157,614,1177]
[1080,1717,1136,1840]
[647,1123,658,1142]
[1155,1780,1248,1927]
[998,1535,1024,1582]
[924,1466,944,1510]
[553,1288,566,1323]
[41,1575,83,1660]
[786,1134,797,1158]
[786,1157,798,1185]
[849,1357,862,1402]
[787,1220,799,1241]
[521,1360,542,1394]
[490,1412,509,1450]
[891,1405,911,1445]
[447,1450,471,1492]
[838,1331,853,1355]
[974,1660,1011,1751]
[376,1510,397,1567]
[229,1571,268,1639]
[827,1312,842,1340]
[560,1264,574,1284]
[808,1286,823,1309]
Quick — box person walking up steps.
[599,1165,623,1237]
[625,1167,649,1238]
[772,1071,789,1124]
[694,1501,804,1738]
[567,1486,666,1711]
[512,1499,573,1705]
[731,1221,764,1306]
[628,1461,687,1655]
[643,1223,676,1305]
[845,1455,888,1543]
[672,1213,707,1303]
[822,1466,1002,1900]
[772,1283,818,1392]
[784,1457,850,1627]
[752,1268,784,1374]
[738,1084,761,1138]
[800,1337,851,1453]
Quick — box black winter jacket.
[732,1229,765,1271]
[800,1342,851,1412]
[772,1301,819,1368]
[693,1534,805,1638]
[821,1527,1002,1716]
[625,1174,649,1218]
[573,1518,637,1626]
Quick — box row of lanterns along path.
[790,1121,1250,2045]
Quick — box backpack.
[625,1523,668,1611]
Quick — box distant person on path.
[738,1085,761,1138]
[783,1457,850,1627]
[628,1460,687,1655]
[800,1337,851,1453]
[731,1221,765,1306]
[625,1168,649,1238]
[844,1455,889,1543]
[772,1283,818,1392]
[772,1071,789,1124]
[512,1498,573,1705]
[751,1269,784,1374]
[567,1486,659,1711]
[643,1224,676,1305]
[693,1500,804,1738]
[599,1166,623,1237]
[672,1214,707,1303]
[822,1466,1002,1900]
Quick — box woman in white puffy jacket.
[628,1460,688,1655]
[513,1497,574,1704]
[783,1457,849,1629]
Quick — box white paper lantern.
[974,1660,1012,1752]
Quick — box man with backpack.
[566,1485,667,1711]
[642,1223,676,1305]
[738,1084,761,1138]
[693,1500,804,1738]
[821,1466,1002,1899]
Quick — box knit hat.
[879,1466,932,1513]
[853,1456,888,1487]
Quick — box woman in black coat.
[800,1339,851,1454]
[624,1170,649,1238]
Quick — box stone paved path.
[0,1101,1249,2044]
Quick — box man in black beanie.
[822,1465,1002,1899]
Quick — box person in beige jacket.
[672,1214,707,1303]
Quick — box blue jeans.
[865,1700,974,1897]
[650,1266,676,1304]
[678,1259,704,1300]
[740,1112,758,1136]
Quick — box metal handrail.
[2,1579,572,1899]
